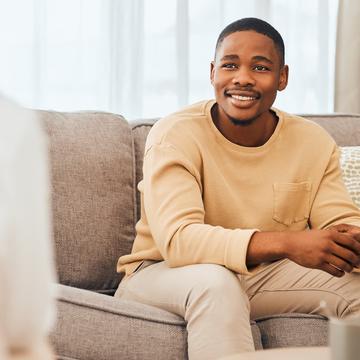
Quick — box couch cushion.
[52,284,188,360]
[51,284,262,360]
[255,313,328,349]
[340,146,360,208]
[40,111,136,292]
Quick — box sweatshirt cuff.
[225,229,259,275]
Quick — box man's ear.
[278,65,289,91]
[210,61,215,85]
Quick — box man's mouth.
[225,91,260,102]
[231,94,257,101]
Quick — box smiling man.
[115,18,360,359]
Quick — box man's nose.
[232,67,255,86]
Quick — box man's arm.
[143,143,258,275]
[246,228,360,277]
[246,145,360,277]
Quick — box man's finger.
[330,223,360,235]
[332,243,360,267]
[333,232,360,255]
[354,233,360,242]
[322,263,345,277]
[327,254,354,273]
[328,224,350,232]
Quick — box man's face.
[210,30,288,124]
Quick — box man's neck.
[212,107,278,147]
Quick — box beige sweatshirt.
[117,100,360,276]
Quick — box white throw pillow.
[340,146,360,208]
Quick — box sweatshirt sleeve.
[143,143,258,274]
[309,145,360,229]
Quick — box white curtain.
[0,0,338,120]
[334,0,360,113]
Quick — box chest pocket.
[273,182,312,226]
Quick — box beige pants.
[115,259,360,360]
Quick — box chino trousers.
[115,259,360,360]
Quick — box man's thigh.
[243,259,360,319]
[115,261,245,317]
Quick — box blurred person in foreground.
[116,18,360,359]
[0,96,56,359]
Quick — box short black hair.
[215,17,285,66]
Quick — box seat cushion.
[255,313,328,349]
[51,284,262,360]
[40,111,136,293]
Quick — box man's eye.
[222,63,237,69]
[254,65,269,71]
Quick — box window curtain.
[334,0,360,113]
[0,0,338,120]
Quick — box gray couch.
[41,109,360,359]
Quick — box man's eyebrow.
[252,55,274,64]
[219,54,274,64]
[220,54,239,61]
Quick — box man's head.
[215,17,285,66]
[210,18,288,127]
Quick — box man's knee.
[338,273,360,317]
[187,264,246,300]
[183,264,249,326]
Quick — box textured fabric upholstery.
[340,146,360,207]
[131,119,157,221]
[255,313,328,349]
[304,114,360,146]
[52,284,188,360]
[40,111,135,292]
[51,285,262,359]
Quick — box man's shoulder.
[146,100,214,147]
[278,109,336,145]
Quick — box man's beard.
[229,116,257,127]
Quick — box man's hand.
[247,227,360,278]
[285,229,360,277]
[327,224,360,273]
[327,223,360,238]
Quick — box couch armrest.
[55,283,185,325]
[51,284,263,359]
[51,284,188,360]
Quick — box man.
[115,18,360,359]
[0,96,56,359]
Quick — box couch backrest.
[301,114,360,146]
[131,119,157,220]
[40,110,136,293]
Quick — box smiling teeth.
[232,95,256,101]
